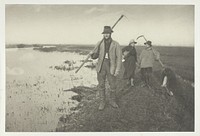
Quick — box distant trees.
[16,44,25,48]
[16,44,43,48]
[33,44,41,48]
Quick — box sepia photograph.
[1,2,198,134]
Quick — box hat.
[102,26,113,34]
[144,41,152,46]
[129,39,137,44]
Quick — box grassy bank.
[56,70,194,131]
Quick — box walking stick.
[75,15,125,73]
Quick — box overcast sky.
[5,5,194,46]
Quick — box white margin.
[0,0,199,136]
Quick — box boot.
[98,90,106,110]
[109,91,119,108]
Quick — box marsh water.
[6,48,98,132]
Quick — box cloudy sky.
[6,5,194,46]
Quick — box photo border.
[0,0,199,136]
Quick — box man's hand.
[89,51,93,55]
[90,52,99,60]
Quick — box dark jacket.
[161,68,177,89]
[123,53,137,79]
[129,45,137,62]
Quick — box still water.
[6,48,97,132]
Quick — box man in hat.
[121,39,138,87]
[122,45,137,88]
[129,39,137,46]
[138,40,160,88]
[90,26,122,110]
[128,39,138,63]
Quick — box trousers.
[97,59,116,92]
[140,67,152,85]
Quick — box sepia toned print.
[5,5,194,132]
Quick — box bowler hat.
[144,41,152,46]
[102,26,113,34]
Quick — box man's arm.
[138,50,143,67]
[133,47,138,62]
[114,42,122,76]
[90,41,101,59]
[152,49,160,61]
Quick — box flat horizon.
[5,43,194,48]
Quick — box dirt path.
[56,71,194,132]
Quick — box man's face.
[103,33,111,39]
[130,43,136,47]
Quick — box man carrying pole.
[75,15,124,110]
[90,26,122,110]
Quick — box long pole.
[75,15,125,73]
